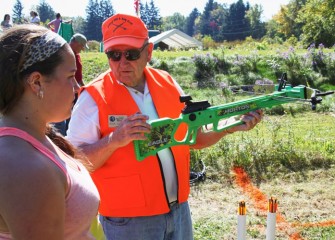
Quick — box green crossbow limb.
[134,74,334,161]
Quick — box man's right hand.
[110,113,151,149]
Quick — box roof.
[149,29,202,49]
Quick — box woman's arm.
[0,139,67,239]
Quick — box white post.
[266,197,278,240]
[237,201,246,240]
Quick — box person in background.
[69,33,89,87]
[30,11,40,25]
[0,24,99,239]
[47,13,62,33]
[67,13,262,240]
[47,13,72,34]
[1,14,12,30]
[52,33,89,136]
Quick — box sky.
[1,0,290,23]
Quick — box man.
[67,13,262,240]
[69,33,89,87]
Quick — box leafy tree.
[264,19,286,41]
[245,4,266,39]
[148,0,162,29]
[84,0,114,41]
[298,0,335,47]
[12,0,24,24]
[210,5,228,41]
[224,0,250,41]
[140,1,149,25]
[162,13,185,31]
[139,0,162,30]
[273,0,305,39]
[184,8,200,36]
[72,16,86,35]
[85,0,100,41]
[199,0,215,36]
[37,0,55,23]
[99,0,114,20]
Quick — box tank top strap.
[0,127,70,184]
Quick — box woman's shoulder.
[0,136,67,189]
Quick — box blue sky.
[2,0,290,22]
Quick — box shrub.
[192,53,218,88]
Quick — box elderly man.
[67,13,262,240]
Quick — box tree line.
[9,0,335,47]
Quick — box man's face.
[106,42,153,90]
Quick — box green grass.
[82,52,109,84]
[301,226,335,240]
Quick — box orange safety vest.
[84,67,191,217]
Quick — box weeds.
[191,112,335,183]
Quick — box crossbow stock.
[134,73,334,161]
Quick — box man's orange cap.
[102,14,149,51]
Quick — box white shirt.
[30,16,40,24]
[66,78,185,203]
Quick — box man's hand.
[110,113,151,148]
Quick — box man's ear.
[147,42,154,62]
[26,72,43,94]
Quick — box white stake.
[266,197,278,240]
[237,201,246,240]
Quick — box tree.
[12,0,24,24]
[37,0,55,23]
[184,8,200,36]
[210,5,228,41]
[245,4,266,39]
[273,0,305,40]
[99,0,114,20]
[148,0,162,29]
[85,0,101,41]
[224,0,250,41]
[264,19,285,41]
[199,0,215,36]
[140,1,149,25]
[298,0,335,47]
[139,0,162,30]
[84,0,114,41]
[162,13,185,32]
[72,16,86,35]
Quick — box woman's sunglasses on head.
[106,42,149,61]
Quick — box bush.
[192,53,218,88]
[87,40,101,52]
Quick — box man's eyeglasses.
[106,43,149,61]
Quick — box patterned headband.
[20,31,67,72]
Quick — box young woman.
[0,24,100,240]
[29,11,40,25]
[0,14,12,30]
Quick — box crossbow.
[134,74,334,161]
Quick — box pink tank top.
[0,127,100,239]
